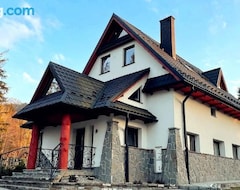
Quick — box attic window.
[129,88,141,102]
[101,55,110,74]
[118,29,128,38]
[46,78,61,95]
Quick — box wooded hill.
[0,103,31,154]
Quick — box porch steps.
[51,169,103,189]
[0,169,57,190]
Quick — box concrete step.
[0,183,49,190]
[0,178,51,188]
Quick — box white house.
[14,14,240,185]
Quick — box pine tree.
[238,88,240,100]
[0,51,8,102]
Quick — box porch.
[0,144,95,178]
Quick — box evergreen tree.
[0,51,8,102]
[238,88,240,100]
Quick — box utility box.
[154,146,162,173]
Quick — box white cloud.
[46,17,62,29]
[37,58,43,64]
[23,72,37,83]
[0,2,43,49]
[52,53,65,62]
[208,15,227,35]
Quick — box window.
[232,144,240,159]
[124,46,135,66]
[213,140,224,156]
[46,78,61,95]
[187,133,196,152]
[127,127,138,147]
[211,107,216,117]
[128,88,141,102]
[101,55,110,74]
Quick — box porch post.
[27,124,40,169]
[59,114,71,169]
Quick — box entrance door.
[74,128,85,169]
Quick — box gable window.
[124,45,135,66]
[46,78,61,95]
[211,107,216,117]
[101,55,110,74]
[128,88,141,102]
[232,144,240,159]
[213,140,224,156]
[127,127,138,147]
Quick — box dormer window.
[124,45,135,66]
[101,55,110,74]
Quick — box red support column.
[59,114,71,169]
[27,124,40,169]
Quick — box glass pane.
[125,47,135,65]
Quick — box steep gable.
[82,14,240,119]
[14,63,156,123]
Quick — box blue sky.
[0,0,240,103]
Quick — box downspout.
[182,86,194,184]
[124,112,129,182]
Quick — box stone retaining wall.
[189,151,240,183]
[128,146,162,183]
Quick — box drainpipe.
[124,113,129,182]
[182,86,194,184]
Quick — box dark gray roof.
[202,68,221,86]
[14,62,156,122]
[108,14,240,111]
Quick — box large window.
[101,55,110,74]
[127,127,138,147]
[213,140,224,156]
[124,45,135,66]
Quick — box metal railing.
[0,144,96,179]
[68,144,96,169]
[0,147,29,176]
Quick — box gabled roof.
[203,68,228,91]
[14,62,156,123]
[83,13,240,119]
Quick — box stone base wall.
[189,152,240,183]
[128,146,162,183]
[162,128,188,185]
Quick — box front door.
[74,128,85,169]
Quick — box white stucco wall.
[145,90,175,149]
[42,126,60,149]
[174,92,240,158]
[88,42,168,81]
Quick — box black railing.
[0,147,29,176]
[37,144,96,170]
[0,144,96,179]
[68,144,96,169]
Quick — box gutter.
[124,113,129,182]
[182,86,194,184]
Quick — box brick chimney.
[160,16,176,60]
